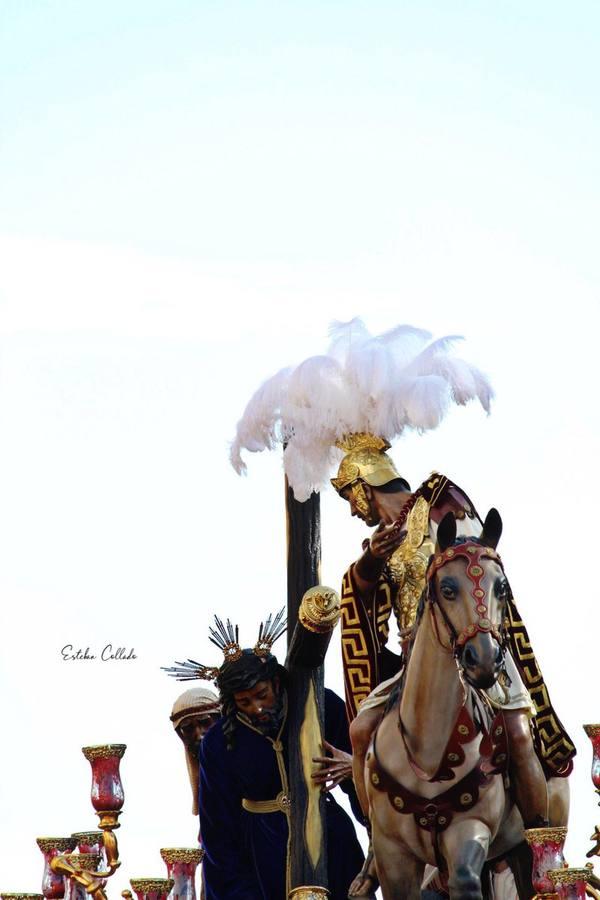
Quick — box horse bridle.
[426,540,507,657]
[394,538,510,788]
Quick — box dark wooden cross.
[284,478,331,895]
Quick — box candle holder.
[71,833,107,888]
[128,879,174,900]
[584,726,600,858]
[36,839,77,899]
[50,745,127,900]
[548,867,600,900]
[159,850,203,900]
[60,856,101,900]
[524,827,569,898]
[71,833,104,856]
[82,745,126,814]
[584,726,600,791]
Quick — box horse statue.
[365,509,569,899]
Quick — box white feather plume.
[230,319,494,500]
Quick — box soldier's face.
[341,485,379,527]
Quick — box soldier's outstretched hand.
[369,520,403,559]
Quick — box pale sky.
[1,1,599,894]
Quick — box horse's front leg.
[371,826,424,900]
[548,775,570,826]
[441,819,491,900]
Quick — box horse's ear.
[481,508,502,549]
[436,512,457,553]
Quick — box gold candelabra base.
[51,810,123,900]
[288,888,330,900]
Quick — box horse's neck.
[399,607,465,777]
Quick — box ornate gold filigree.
[159,849,203,864]
[93,811,122,832]
[349,482,371,519]
[1,894,44,899]
[253,608,286,658]
[584,725,600,739]
[129,880,174,894]
[524,826,569,846]
[71,832,103,846]
[221,643,243,662]
[332,459,360,491]
[548,868,591,886]
[299,587,341,634]
[288,888,330,900]
[331,433,400,493]
[386,497,433,631]
[81,744,126,761]
[59,854,101,871]
[335,433,390,454]
[36,838,77,853]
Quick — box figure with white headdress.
[170,686,221,816]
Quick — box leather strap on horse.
[368,710,509,871]
[398,703,478,783]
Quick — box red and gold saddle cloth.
[367,702,509,872]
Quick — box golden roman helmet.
[330,433,402,494]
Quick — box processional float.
[3,319,600,900]
[229,318,600,897]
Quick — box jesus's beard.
[241,692,285,738]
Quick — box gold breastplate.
[384,496,434,632]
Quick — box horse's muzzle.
[460,636,503,690]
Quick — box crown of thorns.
[162,609,286,683]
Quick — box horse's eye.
[440,584,456,600]
[496,579,509,600]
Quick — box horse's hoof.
[448,865,482,900]
[348,847,379,899]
